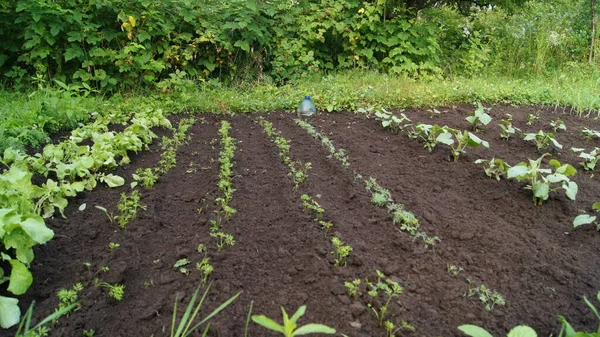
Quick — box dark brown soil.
[6,105,600,337]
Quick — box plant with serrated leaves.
[131,168,158,189]
[465,279,505,312]
[407,123,446,152]
[507,154,578,205]
[366,270,403,327]
[385,320,416,337]
[318,220,333,236]
[300,194,324,220]
[251,305,336,337]
[158,148,178,173]
[474,158,509,181]
[294,119,350,168]
[388,204,420,235]
[550,119,566,132]
[365,177,392,207]
[465,103,492,132]
[373,109,411,132]
[571,147,600,171]
[115,190,147,229]
[331,236,352,267]
[196,258,213,287]
[526,113,539,126]
[523,131,562,152]
[581,127,600,141]
[94,280,125,301]
[573,202,600,232]
[344,279,361,298]
[57,283,83,312]
[447,264,464,277]
[289,161,311,188]
[498,114,520,140]
[458,324,537,337]
[210,231,235,251]
[437,128,490,162]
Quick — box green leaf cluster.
[251,305,335,337]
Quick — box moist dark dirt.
[5,105,600,337]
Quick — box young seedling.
[131,167,158,189]
[331,236,352,267]
[571,147,600,171]
[374,109,412,132]
[385,320,416,337]
[436,128,490,162]
[458,324,537,337]
[523,131,562,152]
[174,258,191,275]
[426,108,441,119]
[550,119,566,132]
[94,280,125,301]
[294,119,351,168]
[573,202,600,231]
[210,231,235,251]
[300,194,324,220]
[388,204,420,235]
[407,123,446,152]
[289,161,312,188]
[498,114,520,140]
[108,242,120,253]
[251,305,336,337]
[57,283,83,311]
[318,220,334,236]
[526,113,539,126]
[365,177,392,207]
[581,127,600,141]
[474,158,509,180]
[507,154,578,205]
[366,270,403,327]
[465,279,505,311]
[447,264,464,277]
[344,279,361,298]
[465,103,492,132]
[196,258,214,287]
[95,205,114,223]
[115,190,147,229]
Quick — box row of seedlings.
[294,118,506,316]
[262,119,414,336]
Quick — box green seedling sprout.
[251,305,336,337]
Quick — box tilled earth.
[7,105,600,337]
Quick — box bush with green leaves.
[506,154,578,205]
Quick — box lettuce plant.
[465,103,492,132]
[436,128,489,162]
[507,154,578,205]
[523,131,562,152]
[251,306,335,337]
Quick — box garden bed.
[12,105,600,337]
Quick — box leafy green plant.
[94,281,125,301]
[289,162,312,189]
[458,324,537,337]
[210,231,236,251]
[407,123,446,152]
[174,258,191,275]
[523,130,563,152]
[388,204,420,235]
[131,168,158,189]
[447,264,464,277]
[550,119,566,132]
[474,158,509,180]
[365,177,392,207]
[373,109,412,132]
[83,329,96,337]
[507,154,578,205]
[318,220,334,236]
[573,202,600,232]
[170,283,240,337]
[95,205,115,223]
[57,283,83,311]
[366,270,404,327]
[300,194,324,220]
[251,306,336,337]
[426,108,441,119]
[196,258,214,287]
[571,147,600,171]
[498,114,520,140]
[580,127,600,141]
[108,242,120,253]
[436,128,490,162]
[344,279,361,298]
[294,119,350,168]
[465,279,505,312]
[115,190,147,229]
[526,113,539,126]
[331,236,352,267]
[465,103,492,132]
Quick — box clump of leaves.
[57,283,83,311]
[331,236,352,267]
[573,202,600,232]
[581,127,600,141]
[366,270,404,327]
[523,130,562,152]
[318,220,333,236]
[251,305,336,337]
[174,258,191,275]
[458,324,537,337]
[571,147,600,171]
[465,279,505,312]
[436,128,490,162]
[465,103,492,132]
[300,194,324,220]
[407,123,446,152]
[373,109,412,132]
[526,113,539,126]
[507,154,578,205]
[210,231,235,251]
[388,203,420,235]
[94,280,125,301]
[196,258,214,287]
[498,114,520,140]
[550,119,566,132]
[115,190,147,229]
[289,161,311,189]
[474,158,509,180]
[131,167,158,189]
[447,264,464,277]
[344,279,361,298]
[365,177,392,207]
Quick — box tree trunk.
[590,0,596,63]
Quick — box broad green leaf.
[436,131,454,145]
[571,147,585,153]
[565,181,578,200]
[561,164,578,177]
[507,325,537,337]
[290,306,306,324]
[79,203,87,212]
[593,202,600,211]
[251,315,284,333]
[0,296,20,328]
[479,113,492,126]
[507,165,529,179]
[532,183,549,200]
[20,216,54,244]
[102,174,125,187]
[558,316,576,337]
[573,214,596,228]
[546,173,567,183]
[293,323,336,336]
[7,259,32,295]
[457,324,494,337]
[549,159,561,169]
[550,138,563,149]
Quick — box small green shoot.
[366,270,404,327]
[251,305,336,337]
[94,280,125,301]
[331,236,352,267]
[344,279,361,298]
[526,113,539,126]
[465,279,505,312]
[550,119,566,132]
[465,103,492,132]
[95,205,114,223]
[498,114,520,140]
[436,128,490,162]
[447,264,464,277]
[475,158,509,180]
[196,258,214,287]
[131,167,158,189]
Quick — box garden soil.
[6,105,600,337]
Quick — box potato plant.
[507,154,578,205]
[436,128,490,162]
[523,131,562,152]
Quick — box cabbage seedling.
[251,306,336,337]
[465,103,492,132]
[507,154,578,205]
[436,129,489,162]
[523,131,562,152]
